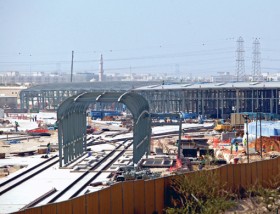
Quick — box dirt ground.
[0,131,58,177]
[251,136,280,152]
[0,131,58,155]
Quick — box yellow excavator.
[214,119,232,132]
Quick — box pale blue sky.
[1,0,280,77]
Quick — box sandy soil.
[0,131,58,177]
[0,131,58,155]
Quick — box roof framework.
[20,81,160,110]
[19,81,280,117]
[135,82,280,116]
[57,91,151,167]
[21,81,161,92]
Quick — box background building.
[19,81,280,119]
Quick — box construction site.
[0,96,280,213]
[0,83,280,213]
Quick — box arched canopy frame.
[57,91,150,167]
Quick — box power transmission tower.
[235,37,245,81]
[252,38,261,81]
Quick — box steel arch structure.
[57,91,151,167]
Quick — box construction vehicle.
[214,118,244,133]
[214,119,232,132]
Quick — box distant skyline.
[1,0,280,77]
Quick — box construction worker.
[243,138,247,153]
[235,142,239,153]
[262,144,266,153]
[199,156,205,170]
[46,143,51,154]
[243,138,247,147]
[270,144,274,151]
[15,121,19,132]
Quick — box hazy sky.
[1,0,280,77]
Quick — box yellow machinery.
[214,120,232,131]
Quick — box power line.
[0,48,234,66]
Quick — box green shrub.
[165,171,236,214]
[247,174,280,213]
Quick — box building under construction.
[19,81,160,111]
[135,81,280,118]
[20,81,280,118]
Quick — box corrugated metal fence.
[15,157,280,214]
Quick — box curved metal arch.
[57,91,150,167]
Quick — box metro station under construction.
[20,81,280,117]
[1,81,280,214]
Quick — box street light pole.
[243,114,249,163]
[178,116,182,158]
[246,117,249,163]
[255,111,258,152]
[260,111,262,158]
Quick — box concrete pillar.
[236,89,240,113]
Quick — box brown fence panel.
[272,157,279,178]
[211,167,220,176]
[251,161,258,185]
[24,207,41,214]
[110,182,123,214]
[99,187,111,214]
[227,164,234,190]
[262,160,269,187]
[267,159,273,182]
[233,164,241,190]
[278,157,280,175]
[240,163,247,188]
[86,191,99,214]
[41,204,57,214]
[219,165,228,188]
[14,158,280,214]
[42,203,56,214]
[214,167,221,185]
[13,210,25,214]
[210,168,220,188]
[14,211,26,214]
[245,163,252,187]
[163,175,173,208]
[133,179,145,214]
[256,161,263,186]
[72,195,86,214]
[145,179,155,214]
[154,177,165,214]
[56,200,72,214]
[122,181,134,214]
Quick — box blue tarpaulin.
[181,112,198,119]
[7,140,21,144]
[247,121,280,137]
[90,110,121,119]
[231,137,243,144]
